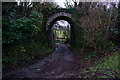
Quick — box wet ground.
[3,44,120,79]
[3,44,79,78]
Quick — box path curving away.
[3,44,78,78]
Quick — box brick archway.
[46,12,75,47]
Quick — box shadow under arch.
[46,12,75,48]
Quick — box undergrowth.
[82,52,119,78]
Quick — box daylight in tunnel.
[52,20,71,46]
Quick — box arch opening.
[47,14,75,48]
[52,20,71,46]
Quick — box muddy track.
[3,44,78,78]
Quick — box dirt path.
[3,44,119,79]
[3,44,79,78]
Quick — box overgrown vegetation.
[2,2,120,75]
[72,2,118,57]
[2,2,54,72]
[82,52,119,78]
[64,2,120,79]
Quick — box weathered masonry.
[46,12,75,47]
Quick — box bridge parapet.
[45,8,77,47]
[46,12,72,30]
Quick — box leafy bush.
[3,10,44,44]
[2,3,52,72]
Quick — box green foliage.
[41,7,76,18]
[2,3,52,72]
[75,26,85,48]
[3,10,44,44]
[82,53,120,78]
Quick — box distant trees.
[52,20,71,44]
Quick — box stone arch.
[46,12,75,47]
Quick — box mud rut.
[3,44,80,78]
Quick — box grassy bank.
[82,52,119,78]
